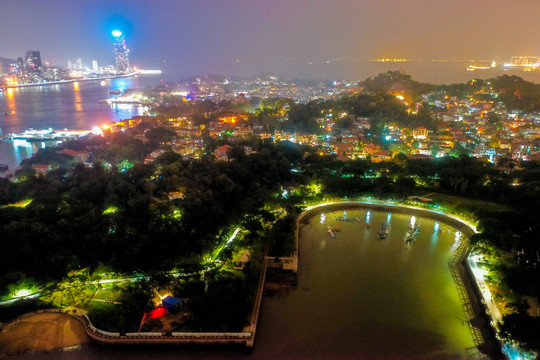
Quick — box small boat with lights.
[328,226,335,238]
[405,225,421,243]
[378,223,390,239]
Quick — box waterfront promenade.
[286,200,505,359]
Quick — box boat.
[9,128,91,142]
[10,128,56,141]
[109,89,121,95]
[377,223,390,239]
[328,225,335,238]
[405,224,421,243]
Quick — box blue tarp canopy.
[162,296,182,310]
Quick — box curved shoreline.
[293,200,504,359]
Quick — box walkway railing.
[22,259,270,348]
[246,257,268,348]
[448,240,486,351]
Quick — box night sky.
[1,0,539,80]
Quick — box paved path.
[468,256,502,321]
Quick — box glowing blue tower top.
[112,30,130,73]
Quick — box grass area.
[86,301,122,332]
[92,285,122,302]
[86,300,118,313]
[423,192,510,212]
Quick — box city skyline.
[1,0,540,80]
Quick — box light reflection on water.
[0,75,159,171]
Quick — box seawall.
[291,200,504,359]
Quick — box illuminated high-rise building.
[112,30,130,73]
[25,51,42,72]
[92,60,99,73]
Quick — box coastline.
[1,72,139,90]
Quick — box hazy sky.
[1,0,539,81]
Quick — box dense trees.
[4,139,540,297]
[0,139,297,295]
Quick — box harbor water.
[0,75,160,172]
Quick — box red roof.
[215,144,233,152]
[32,164,51,169]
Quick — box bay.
[0,75,161,172]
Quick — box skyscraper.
[25,51,42,73]
[112,30,130,73]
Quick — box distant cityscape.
[0,30,136,87]
[373,56,540,72]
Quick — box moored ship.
[9,128,92,142]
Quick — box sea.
[2,62,540,174]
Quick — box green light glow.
[117,160,134,172]
[103,206,119,215]
[15,289,31,297]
